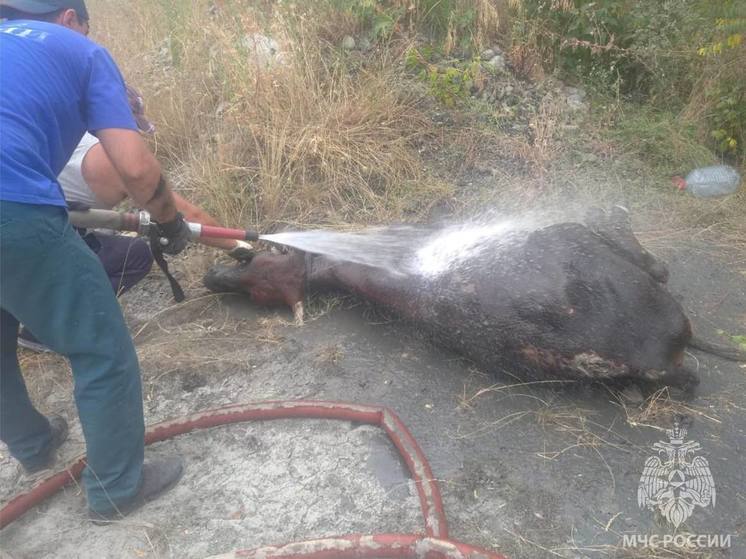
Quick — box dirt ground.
[1,219,744,559]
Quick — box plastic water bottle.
[673,164,741,198]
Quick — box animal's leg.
[293,301,304,325]
[585,206,669,283]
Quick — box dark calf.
[204,211,699,389]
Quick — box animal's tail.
[688,336,746,362]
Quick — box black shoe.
[88,456,184,524]
[17,327,52,353]
[22,415,69,474]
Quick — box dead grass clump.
[314,343,345,368]
[526,94,562,175]
[615,387,722,430]
[90,0,452,230]
[318,0,503,53]
[435,0,502,54]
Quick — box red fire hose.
[205,534,505,559]
[0,401,508,559]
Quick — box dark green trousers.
[0,201,144,513]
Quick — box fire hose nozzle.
[188,223,260,242]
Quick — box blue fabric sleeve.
[84,48,138,133]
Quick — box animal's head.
[585,206,669,284]
[204,250,307,323]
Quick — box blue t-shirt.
[0,20,137,207]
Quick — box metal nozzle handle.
[68,209,147,233]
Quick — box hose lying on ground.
[204,534,506,559]
[0,400,508,559]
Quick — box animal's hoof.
[646,367,700,394]
[293,301,304,325]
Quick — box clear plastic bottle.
[673,164,741,198]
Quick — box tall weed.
[90,0,451,229]
[318,0,502,52]
[509,0,745,162]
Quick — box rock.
[358,37,372,51]
[240,33,282,67]
[486,54,506,71]
[342,36,356,50]
[215,102,230,117]
[564,86,588,111]
[157,37,174,67]
[480,48,495,60]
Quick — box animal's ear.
[584,206,606,227]
[228,244,255,263]
[609,205,631,229]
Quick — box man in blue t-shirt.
[0,0,187,522]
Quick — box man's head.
[0,0,89,35]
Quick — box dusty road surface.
[1,238,744,559]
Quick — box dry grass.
[525,94,562,176]
[18,351,73,414]
[436,0,502,54]
[314,343,345,368]
[90,0,452,230]
[87,0,744,244]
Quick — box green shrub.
[610,107,716,174]
[406,47,482,106]
[706,77,745,157]
[323,0,500,51]
[511,0,745,161]
[694,4,745,161]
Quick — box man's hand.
[155,213,191,255]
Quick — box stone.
[480,48,495,60]
[342,36,356,50]
[564,86,588,111]
[486,54,506,71]
[240,33,282,67]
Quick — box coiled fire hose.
[0,400,509,559]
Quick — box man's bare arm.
[79,144,240,251]
[94,128,177,223]
[79,143,129,207]
[172,193,238,251]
